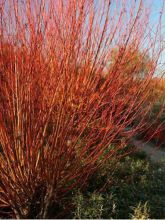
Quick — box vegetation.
[0,0,164,218]
[140,79,165,146]
[29,149,164,219]
[70,151,165,219]
[109,44,154,79]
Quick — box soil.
[133,138,165,163]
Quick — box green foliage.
[72,192,105,219]
[130,202,150,220]
[72,190,118,219]
[70,151,165,219]
[109,45,153,79]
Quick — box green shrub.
[130,202,150,220]
[70,151,165,219]
[72,191,117,219]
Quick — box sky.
[150,0,165,75]
[1,0,165,76]
[96,0,165,76]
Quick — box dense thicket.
[0,0,164,218]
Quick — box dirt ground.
[133,138,165,163]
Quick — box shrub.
[130,202,150,220]
[0,0,164,218]
[71,151,165,219]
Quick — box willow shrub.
[0,0,164,218]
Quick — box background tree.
[108,44,154,79]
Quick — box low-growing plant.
[70,151,165,219]
[130,202,150,220]
[72,192,105,219]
